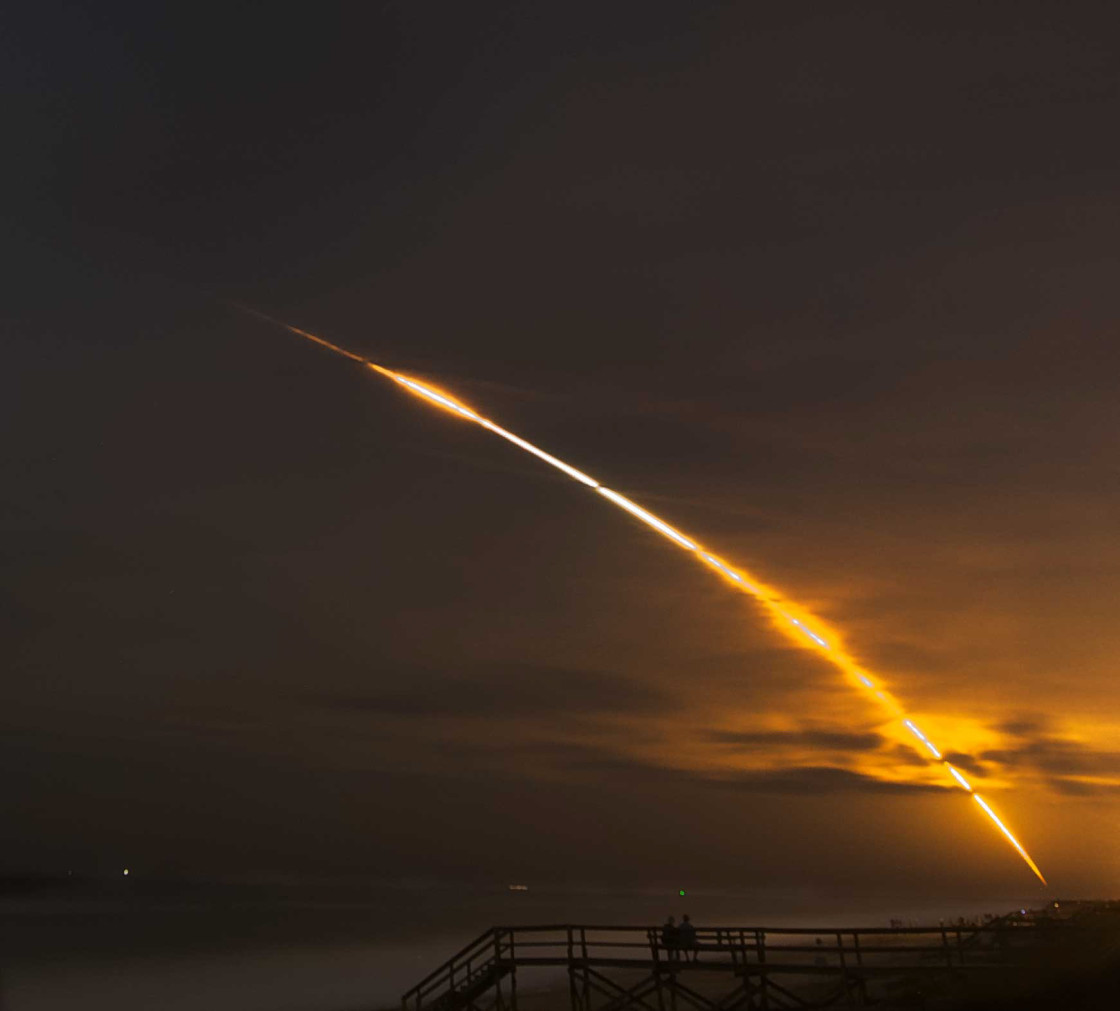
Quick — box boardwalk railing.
[401,919,1064,1011]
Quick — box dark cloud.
[992,717,1054,738]
[714,766,945,796]
[941,751,988,776]
[979,738,1120,778]
[971,722,1120,798]
[1044,778,1120,798]
[707,729,885,752]
[888,744,934,767]
[513,740,944,796]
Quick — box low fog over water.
[2,877,1045,1011]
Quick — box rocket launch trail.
[248,309,1047,886]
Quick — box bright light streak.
[393,376,481,420]
[481,421,600,488]
[286,324,368,363]
[946,764,973,792]
[260,313,1049,886]
[973,794,1047,885]
[378,367,603,486]
[903,720,943,760]
[596,488,698,550]
[787,617,829,648]
[701,554,762,593]
[702,553,742,581]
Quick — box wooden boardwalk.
[400,915,1097,1011]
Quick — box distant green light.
[678,889,685,896]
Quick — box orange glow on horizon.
[268,316,1049,886]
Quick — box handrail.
[491,921,1050,935]
[404,927,499,997]
[402,920,1057,1011]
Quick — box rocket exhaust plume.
[246,309,1047,886]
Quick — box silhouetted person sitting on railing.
[678,914,698,962]
[661,916,680,960]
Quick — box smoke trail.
[244,309,1047,885]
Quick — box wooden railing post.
[566,927,578,1011]
[492,931,504,1011]
[852,931,867,1006]
[725,929,739,969]
[835,931,854,1007]
[647,928,666,1011]
[756,930,769,1011]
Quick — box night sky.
[6,2,1119,902]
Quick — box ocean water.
[0,879,1039,1011]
